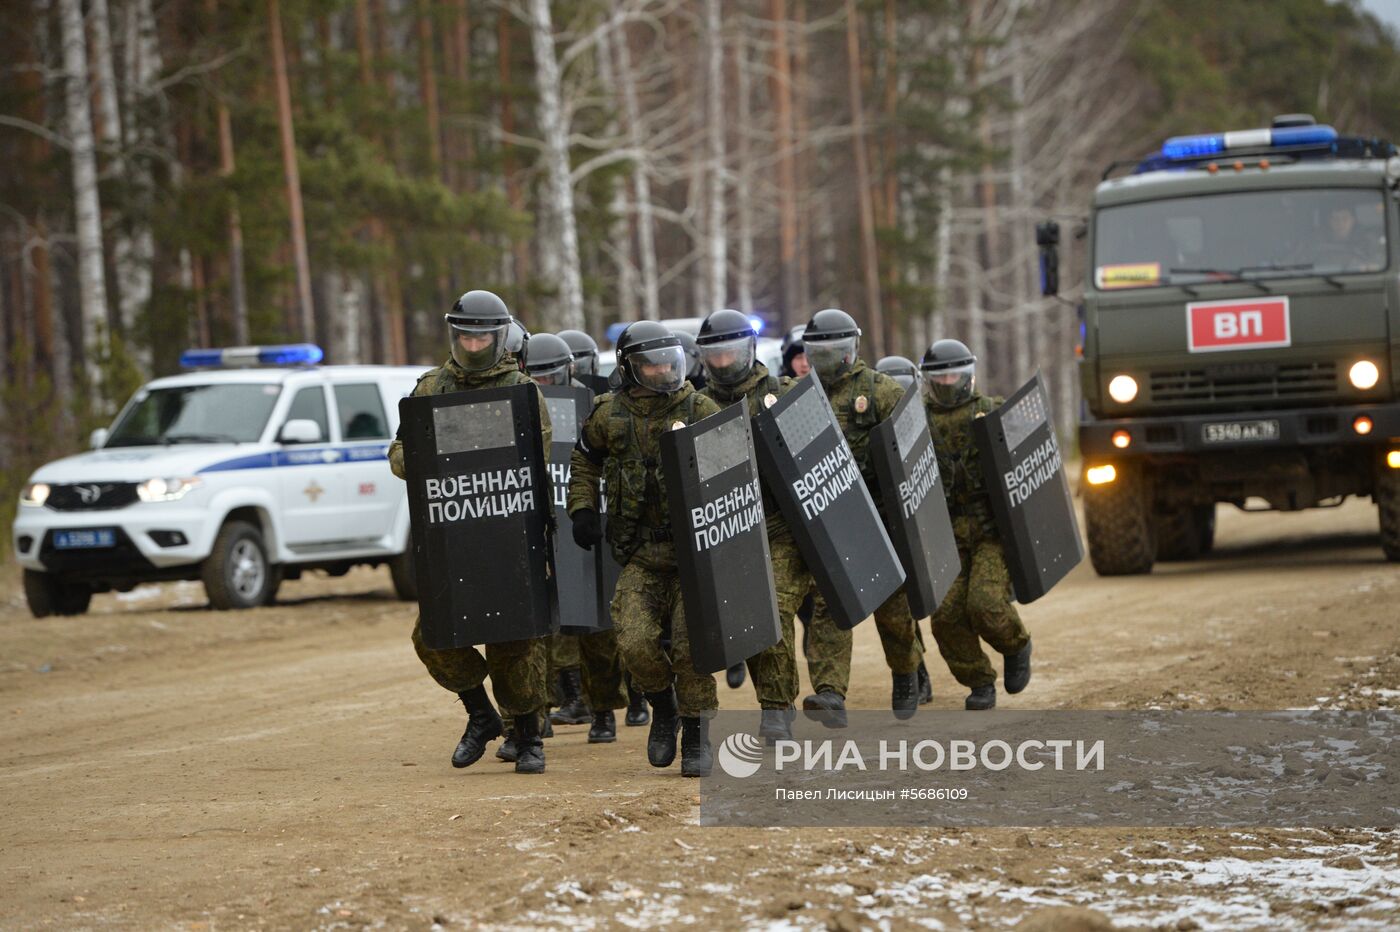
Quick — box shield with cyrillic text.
[540,384,607,632]
[399,383,558,647]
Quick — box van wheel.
[203,520,275,609]
[1084,464,1155,576]
[389,547,417,601]
[1378,467,1400,562]
[23,570,92,618]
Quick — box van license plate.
[1201,419,1280,444]
[53,529,117,549]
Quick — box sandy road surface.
[2,500,1399,930]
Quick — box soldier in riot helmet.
[568,321,723,776]
[696,309,814,740]
[674,330,706,391]
[387,289,553,773]
[920,339,1032,710]
[557,329,600,381]
[522,333,628,743]
[800,309,925,722]
[875,356,919,393]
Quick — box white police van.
[13,344,424,617]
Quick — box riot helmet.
[920,339,977,409]
[696,309,757,386]
[504,319,530,357]
[674,331,704,388]
[445,290,512,371]
[616,320,687,394]
[876,355,919,392]
[522,332,574,386]
[802,308,861,385]
[557,329,599,379]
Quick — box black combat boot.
[453,687,504,768]
[550,667,592,725]
[680,717,713,778]
[513,714,545,774]
[802,690,848,729]
[588,710,617,743]
[625,677,650,726]
[1004,640,1033,694]
[759,706,795,743]
[725,663,747,688]
[917,661,933,705]
[892,670,919,720]
[966,684,996,711]
[496,722,517,762]
[645,688,681,767]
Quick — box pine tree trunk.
[58,0,109,392]
[613,9,658,320]
[416,0,444,180]
[268,0,316,343]
[703,0,726,311]
[844,0,885,358]
[734,28,755,315]
[793,0,812,315]
[770,0,799,330]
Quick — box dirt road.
[2,500,1398,930]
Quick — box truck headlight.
[1108,375,1139,403]
[136,477,203,502]
[20,482,50,506]
[1349,360,1380,390]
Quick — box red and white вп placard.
[1186,297,1291,353]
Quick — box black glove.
[571,509,603,549]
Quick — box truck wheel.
[1084,465,1155,576]
[389,547,417,601]
[23,570,92,618]
[1155,507,1208,562]
[202,520,275,610]
[1379,467,1400,562]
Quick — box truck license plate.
[1201,419,1280,444]
[53,528,117,549]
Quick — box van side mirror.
[89,428,109,450]
[279,419,323,444]
[1036,221,1060,296]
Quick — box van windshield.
[1094,187,1386,290]
[105,383,282,447]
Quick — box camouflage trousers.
[929,534,1029,688]
[611,543,717,717]
[804,584,925,698]
[547,630,627,711]
[745,534,811,709]
[410,615,548,716]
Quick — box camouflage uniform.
[547,631,627,711]
[702,362,811,710]
[389,355,552,717]
[804,361,924,696]
[926,392,1030,688]
[567,384,722,717]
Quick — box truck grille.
[45,482,140,511]
[1149,361,1337,405]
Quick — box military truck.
[1040,115,1400,574]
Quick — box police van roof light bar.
[179,344,325,369]
[1160,125,1338,161]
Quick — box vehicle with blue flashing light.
[1039,114,1400,574]
[12,344,426,617]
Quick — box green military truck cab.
[1044,116,1400,573]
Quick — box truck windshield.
[1094,188,1386,290]
[105,383,281,447]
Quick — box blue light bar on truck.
[1160,125,1338,160]
[179,344,325,369]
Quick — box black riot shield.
[661,403,782,673]
[972,371,1084,603]
[576,375,626,622]
[752,375,905,630]
[540,385,606,632]
[399,383,558,648]
[868,388,961,619]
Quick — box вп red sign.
[1186,297,1291,353]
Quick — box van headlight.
[20,482,50,506]
[136,477,203,502]
[1107,375,1139,404]
[1349,359,1380,391]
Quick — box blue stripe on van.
[198,445,389,473]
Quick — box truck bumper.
[1080,402,1400,458]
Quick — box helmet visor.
[699,336,756,386]
[921,362,975,408]
[805,336,859,384]
[449,322,508,371]
[628,345,687,394]
[529,362,571,387]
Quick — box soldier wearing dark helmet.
[387,289,553,774]
[799,308,925,723]
[921,338,1033,711]
[674,330,706,391]
[875,356,919,393]
[567,320,723,776]
[696,309,811,740]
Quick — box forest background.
[4,0,1400,544]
